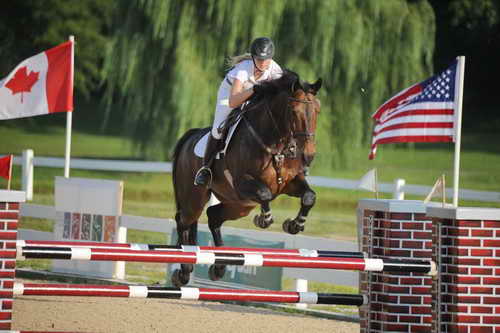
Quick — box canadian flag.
[0,41,73,120]
[0,155,12,180]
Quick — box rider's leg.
[194,134,221,186]
[194,99,230,186]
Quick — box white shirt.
[226,59,282,90]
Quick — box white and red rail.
[15,242,436,274]
[14,282,367,306]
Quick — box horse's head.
[287,76,322,167]
[250,70,322,168]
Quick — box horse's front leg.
[253,201,274,229]
[282,173,316,234]
[235,174,275,229]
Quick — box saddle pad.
[194,117,243,158]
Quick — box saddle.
[193,106,246,159]
[217,105,246,142]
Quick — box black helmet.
[250,37,275,60]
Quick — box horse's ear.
[309,78,322,95]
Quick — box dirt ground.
[13,295,360,333]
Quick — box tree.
[428,0,500,132]
[0,0,114,98]
[102,0,435,167]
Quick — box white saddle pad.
[194,117,243,158]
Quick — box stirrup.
[194,166,213,186]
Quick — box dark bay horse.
[171,71,322,286]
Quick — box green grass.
[6,124,498,317]
[5,125,500,242]
[0,126,137,159]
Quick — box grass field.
[2,125,500,242]
[4,124,499,313]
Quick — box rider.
[194,37,283,186]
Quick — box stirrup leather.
[194,166,213,186]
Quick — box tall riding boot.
[194,135,221,186]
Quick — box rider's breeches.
[211,79,235,139]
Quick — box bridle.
[242,89,318,185]
[288,96,315,141]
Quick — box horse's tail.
[171,128,208,211]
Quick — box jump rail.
[13,282,367,306]
[17,240,365,258]
[15,245,437,274]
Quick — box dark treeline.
[0,0,498,163]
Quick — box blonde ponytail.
[226,53,252,68]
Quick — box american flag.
[369,60,459,159]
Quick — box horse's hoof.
[282,218,304,235]
[171,269,190,287]
[208,264,226,281]
[253,214,273,229]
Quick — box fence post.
[115,225,127,279]
[393,178,405,200]
[295,278,308,309]
[21,149,34,201]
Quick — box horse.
[171,70,322,286]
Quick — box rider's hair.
[226,53,252,68]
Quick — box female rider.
[194,37,283,186]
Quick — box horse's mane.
[243,70,300,139]
[253,69,300,100]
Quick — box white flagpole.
[64,35,75,178]
[452,56,465,207]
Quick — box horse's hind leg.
[171,213,198,287]
[206,203,254,281]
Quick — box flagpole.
[7,155,12,190]
[452,56,465,207]
[442,174,446,207]
[64,35,75,178]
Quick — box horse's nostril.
[303,154,315,166]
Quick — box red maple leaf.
[5,66,40,103]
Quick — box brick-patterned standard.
[359,200,434,333]
[428,206,500,333]
[0,190,25,330]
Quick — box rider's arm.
[228,78,254,108]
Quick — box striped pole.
[16,240,365,258]
[13,283,367,306]
[15,246,437,274]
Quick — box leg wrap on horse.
[301,191,316,207]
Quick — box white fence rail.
[12,151,500,203]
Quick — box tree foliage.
[103,0,435,165]
[0,0,113,98]
[428,0,500,130]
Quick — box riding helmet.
[250,37,275,60]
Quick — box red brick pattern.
[360,209,433,333]
[432,218,500,333]
[0,201,18,330]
